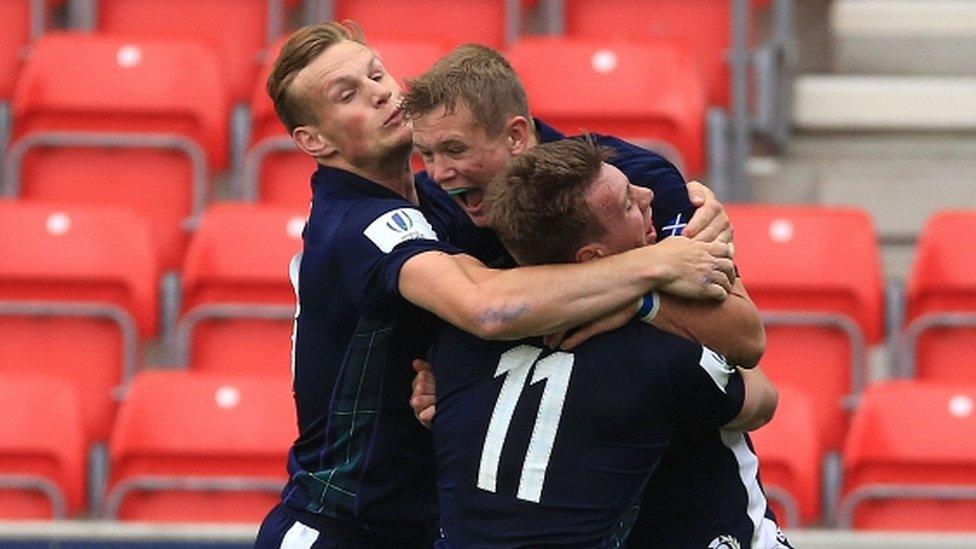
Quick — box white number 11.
[476,345,575,503]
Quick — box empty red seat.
[0,0,34,101]
[105,370,294,522]
[7,33,227,269]
[749,385,821,527]
[506,36,706,176]
[903,210,976,383]
[90,0,287,103]
[0,375,86,519]
[334,0,516,50]
[179,203,304,375]
[727,204,883,452]
[245,36,449,206]
[840,381,976,531]
[0,200,157,444]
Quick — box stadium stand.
[506,36,706,176]
[243,36,450,206]
[0,201,157,446]
[5,33,227,270]
[0,375,86,519]
[726,204,884,454]
[901,210,976,383]
[839,380,976,531]
[178,203,304,375]
[103,370,294,522]
[749,385,821,527]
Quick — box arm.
[723,366,778,431]
[399,236,735,340]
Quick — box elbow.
[748,384,779,430]
[731,323,766,369]
[461,294,523,340]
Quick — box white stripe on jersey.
[280,521,319,549]
[289,252,302,382]
[719,430,781,548]
[699,347,736,393]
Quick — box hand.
[682,181,734,245]
[649,237,735,300]
[543,330,568,350]
[558,300,640,350]
[410,359,437,428]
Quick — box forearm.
[651,279,765,367]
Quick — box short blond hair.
[402,44,530,137]
[266,21,366,132]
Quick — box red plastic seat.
[334,0,515,50]
[179,203,304,375]
[727,204,883,452]
[749,385,821,527]
[92,0,287,103]
[563,0,770,108]
[0,375,86,519]
[903,210,976,383]
[506,36,706,176]
[0,200,157,444]
[105,370,294,522]
[840,381,976,531]
[0,0,34,100]
[7,33,228,269]
[245,36,449,207]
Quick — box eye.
[370,71,384,81]
[339,88,356,102]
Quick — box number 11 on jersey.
[477,345,575,503]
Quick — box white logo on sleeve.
[363,208,438,253]
[699,347,735,393]
[708,534,741,549]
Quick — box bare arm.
[399,237,736,340]
[651,278,765,368]
[723,365,778,431]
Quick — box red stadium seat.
[727,204,883,452]
[506,36,706,176]
[0,200,157,444]
[562,0,770,108]
[0,375,86,519]
[6,33,228,269]
[749,385,821,527]
[89,0,288,103]
[902,210,976,383]
[333,0,517,50]
[840,381,976,531]
[0,0,35,101]
[245,36,449,207]
[105,370,294,522]
[179,203,304,375]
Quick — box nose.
[635,185,653,209]
[370,78,394,107]
[426,155,455,184]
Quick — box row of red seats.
[0,370,293,520]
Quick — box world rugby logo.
[708,535,741,549]
[387,211,414,232]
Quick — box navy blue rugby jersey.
[428,320,746,548]
[281,165,463,545]
[414,119,696,269]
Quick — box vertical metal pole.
[505,0,521,45]
[542,0,566,36]
[729,0,751,201]
[30,0,46,38]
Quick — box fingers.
[686,180,709,206]
[559,324,598,350]
[417,405,436,428]
[412,358,432,374]
[544,331,567,350]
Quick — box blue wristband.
[637,291,660,323]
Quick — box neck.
[320,148,418,205]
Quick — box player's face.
[585,163,656,254]
[294,40,411,166]
[412,103,513,228]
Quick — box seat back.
[904,210,976,382]
[0,375,86,519]
[9,33,227,269]
[0,0,37,100]
[94,0,282,103]
[841,381,976,531]
[0,201,156,443]
[728,204,883,451]
[106,370,294,522]
[506,36,706,175]
[180,203,304,375]
[749,385,821,527]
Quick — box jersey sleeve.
[595,134,696,241]
[337,200,462,314]
[659,338,746,429]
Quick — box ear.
[574,243,606,264]
[506,116,532,155]
[293,125,337,159]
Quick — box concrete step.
[832,0,976,75]
[792,75,976,131]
